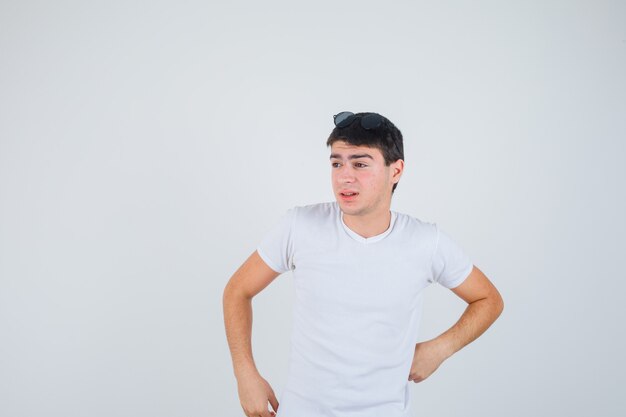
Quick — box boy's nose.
[338,166,355,182]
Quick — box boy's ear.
[392,159,404,182]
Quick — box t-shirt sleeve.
[256,207,297,274]
[430,224,474,289]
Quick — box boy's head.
[326,112,404,193]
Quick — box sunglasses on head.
[332,111,403,156]
[333,111,384,129]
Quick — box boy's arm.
[223,250,281,417]
[408,265,504,383]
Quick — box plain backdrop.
[1,1,625,416]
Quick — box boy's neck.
[342,208,392,239]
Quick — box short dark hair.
[326,112,404,193]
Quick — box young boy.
[223,111,504,417]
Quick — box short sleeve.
[256,207,297,274]
[430,224,474,289]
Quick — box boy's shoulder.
[293,201,338,214]
[392,209,437,237]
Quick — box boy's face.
[330,140,403,218]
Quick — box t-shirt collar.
[340,210,397,244]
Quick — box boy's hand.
[408,339,449,383]
[237,372,279,417]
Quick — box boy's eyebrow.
[329,153,374,160]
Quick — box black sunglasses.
[333,111,383,129]
[332,111,403,156]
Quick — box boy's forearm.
[223,288,260,380]
[435,295,503,359]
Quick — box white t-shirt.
[256,202,473,417]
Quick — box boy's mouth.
[340,192,359,201]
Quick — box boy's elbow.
[493,291,504,318]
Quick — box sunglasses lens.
[361,114,382,129]
[334,111,354,128]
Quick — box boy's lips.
[339,191,359,201]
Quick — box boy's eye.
[331,162,341,168]
[355,163,367,168]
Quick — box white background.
[1,1,625,416]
